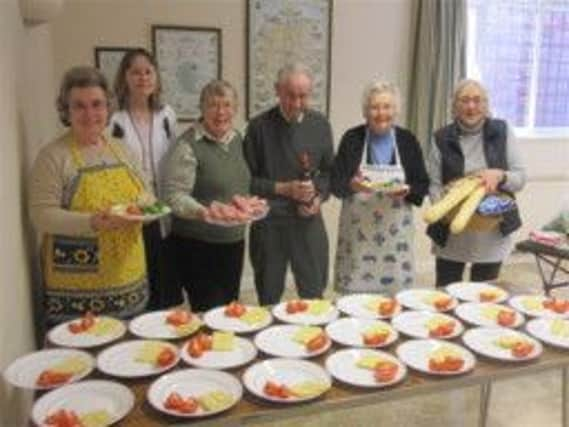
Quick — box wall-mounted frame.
[246,0,332,119]
[94,46,139,87]
[152,25,221,121]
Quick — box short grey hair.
[199,79,238,114]
[56,66,114,127]
[275,62,313,87]
[361,80,401,117]
[451,79,490,118]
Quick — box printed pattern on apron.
[334,129,415,296]
[43,135,149,324]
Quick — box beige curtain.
[407,0,467,146]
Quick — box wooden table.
[516,239,569,295]
[65,330,569,427]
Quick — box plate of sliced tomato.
[48,312,126,348]
[129,309,202,340]
[203,302,272,334]
[325,318,398,348]
[462,327,542,362]
[242,359,331,403]
[254,325,331,358]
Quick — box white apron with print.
[334,132,415,296]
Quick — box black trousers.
[435,257,502,287]
[143,222,183,309]
[171,236,244,312]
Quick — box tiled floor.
[241,254,568,427]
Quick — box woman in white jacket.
[111,48,179,309]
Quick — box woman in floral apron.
[29,67,151,326]
[331,80,429,296]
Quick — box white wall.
[0,1,54,426]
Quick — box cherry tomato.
[497,310,516,327]
[378,299,397,316]
[187,338,204,358]
[362,332,388,346]
[512,341,534,358]
[374,361,399,382]
[156,347,176,367]
[306,333,328,352]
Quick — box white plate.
[445,281,509,303]
[204,206,269,227]
[48,316,126,348]
[396,339,476,376]
[181,336,257,369]
[243,358,331,403]
[272,300,339,325]
[3,349,95,390]
[112,204,171,224]
[254,325,331,358]
[325,318,398,348]
[325,349,407,388]
[396,289,458,312]
[129,310,202,339]
[526,318,569,349]
[96,340,179,378]
[336,293,402,319]
[203,305,272,334]
[391,311,464,339]
[462,327,543,362]
[509,295,569,319]
[148,369,242,418]
[454,302,525,328]
[31,380,134,426]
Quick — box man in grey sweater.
[243,63,334,305]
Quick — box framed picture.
[94,47,139,87]
[152,25,221,121]
[246,0,332,118]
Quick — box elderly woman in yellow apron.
[29,66,151,326]
[331,80,429,296]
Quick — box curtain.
[407,0,467,147]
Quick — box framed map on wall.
[152,25,221,121]
[246,0,332,118]
[94,47,139,87]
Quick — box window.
[467,0,569,134]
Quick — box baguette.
[449,185,487,234]
[423,177,482,224]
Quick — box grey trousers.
[249,215,329,305]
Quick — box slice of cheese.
[134,342,166,364]
[79,410,112,427]
[198,390,234,411]
[307,300,332,315]
[362,324,391,337]
[550,319,569,338]
[289,381,328,397]
[173,321,200,337]
[356,355,389,370]
[211,332,235,351]
[494,335,523,350]
[364,297,390,312]
[87,318,121,337]
[480,305,503,320]
[522,296,544,311]
[425,316,453,330]
[429,345,462,363]
[239,307,269,325]
[422,291,448,305]
[292,326,323,345]
[50,356,89,375]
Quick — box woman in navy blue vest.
[426,79,526,287]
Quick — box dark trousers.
[435,257,502,287]
[171,236,244,312]
[249,216,329,305]
[143,222,183,310]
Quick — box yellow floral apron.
[43,135,148,324]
